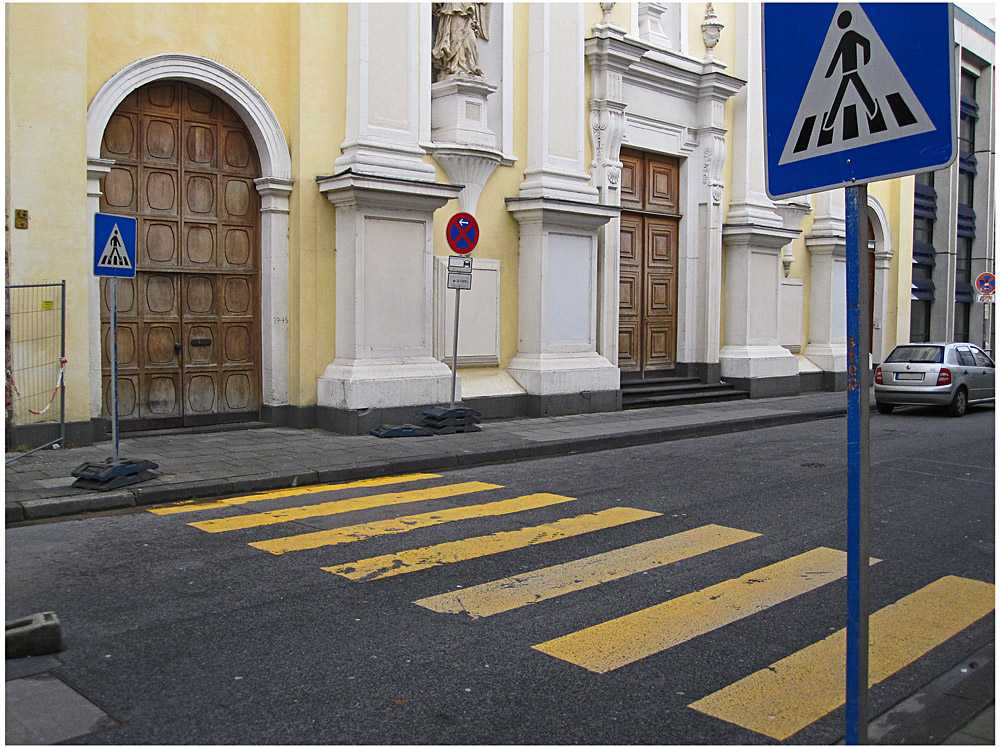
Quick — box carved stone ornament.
[432,3,490,81]
[701,3,724,59]
[600,2,614,25]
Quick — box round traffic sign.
[446,212,479,255]
[975,272,995,295]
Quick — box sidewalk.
[7,391,858,524]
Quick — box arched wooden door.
[99,81,262,430]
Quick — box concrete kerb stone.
[20,491,137,521]
[227,470,321,495]
[131,479,234,506]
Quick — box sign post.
[444,212,479,409]
[763,4,955,743]
[72,214,158,490]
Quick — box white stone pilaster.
[803,191,848,372]
[586,12,633,365]
[519,3,598,202]
[86,157,114,419]
[255,177,293,408]
[719,3,798,383]
[505,199,619,397]
[334,3,435,182]
[317,174,463,411]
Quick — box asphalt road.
[5,405,995,744]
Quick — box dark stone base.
[314,389,622,435]
[5,419,107,452]
[261,404,317,429]
[524,390,621,417]
[725,374,802,398]
[676,361,722,384]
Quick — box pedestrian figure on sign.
[822,10,880,132]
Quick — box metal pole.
[845,184,871,744]
[111,278,120,465]
[450,287,461,410]
[59,280,66,449]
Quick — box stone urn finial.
[701,3,724,59]
[600,2,615,25]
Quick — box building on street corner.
[5,2,995,447]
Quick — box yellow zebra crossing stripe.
[188,481,502,533]
[688,575,995,740]
[249,493,577,554]
[414,524,760,619]
[533,547,879,674]
[324,507,662,582]
[148,473,441,515]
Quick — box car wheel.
[876,403,894,414]
[947,387,968,417]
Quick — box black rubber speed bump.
[421,406,482,434]
[6,612,63,659]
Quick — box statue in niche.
[432,3,490,80]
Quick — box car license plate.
[895,372,923,381]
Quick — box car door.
[970,346,995,401]
[954,346,978,399]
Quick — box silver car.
[875,342,995,416]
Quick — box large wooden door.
[618,149,680,377]
[99,81,262,430]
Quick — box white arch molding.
[867,195,894,363]
[86,54,293,421]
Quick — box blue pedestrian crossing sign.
[94,213,137,278]
[763,3,956,199]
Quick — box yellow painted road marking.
[250,493,577,554]
[414,524,761,619]
[188,481,502,533]
[689,575,995,741]
[148,473,441,515]
[533,547,875,674]
[324,507,662,582]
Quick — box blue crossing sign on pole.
[94,213,137,278]
[763,3,956,199]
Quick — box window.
[909,301,932,343]
[958,169,975,207]
[887,345,943,363]
[972,348,994,367]
[956,236,973,284]
[954,302,970,342]
[956,346,976,366]
[915,170,935,189]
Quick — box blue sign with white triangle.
[763,3,956,199]
[94,213,137,278]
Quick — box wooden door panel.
[619,152,644,211]
[103,165,139,212]
[184,122,219,170]
[618,321,640,371]
[221,127,257,176]
[142,116,180,165]
[645,322,676,369]
[142,220,180,266]
[221,226,254,270]
[646,274,674,313]
[141,372,182,419]
[143,82,180,113]
[102,112,138,160]
[646,219,678,268]
[646,160,679,214]
[142,168,180,214]
[619,271,640,316]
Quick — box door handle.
[174,343,182,353]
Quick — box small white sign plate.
[448,256,473,272]
[447,273,472,290]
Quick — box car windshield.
[886,345,944,364]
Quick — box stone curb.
[6,406,847,524]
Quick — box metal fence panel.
[6,282,66,460]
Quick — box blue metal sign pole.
[111,278,121,465]
[844,184,871,744]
